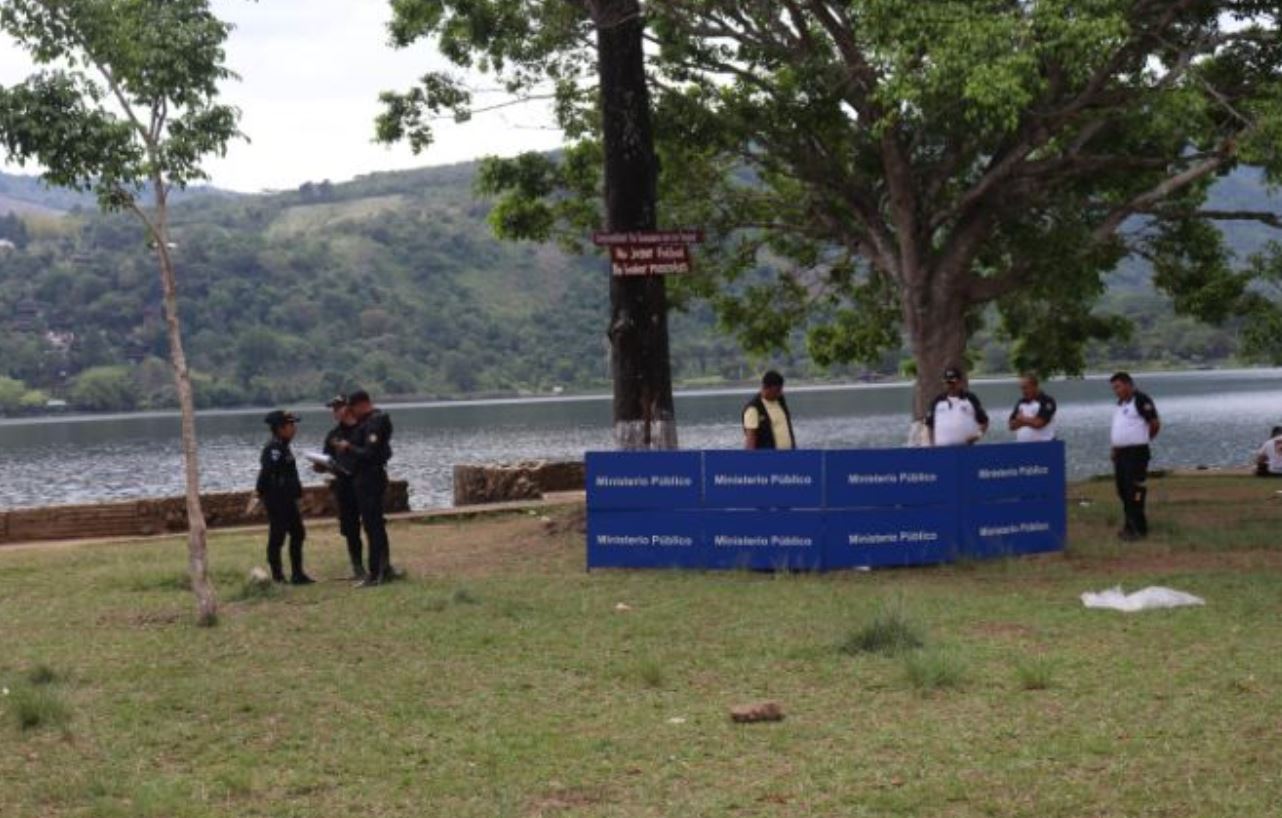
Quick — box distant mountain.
[0,171,237,216]
[0,159,1277,412]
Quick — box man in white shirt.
[1109,372,1160,541]
[1255,426,1282,477]
[925,367,989,446]
[743,370,795,450]
[1008,374,1057,442]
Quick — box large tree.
[377,1,1282,425]
[0,0,242,624]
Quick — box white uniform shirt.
[1111,391,1158,448]
[1258,436,1282,474]
[1011,393,1057,443]
[927,392,988,447]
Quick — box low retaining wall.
[0,481,410,546]
[453,460,585,506]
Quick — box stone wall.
[453,460,586,506]
[0,481,410,546]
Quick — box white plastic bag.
[1080,585,1205,612]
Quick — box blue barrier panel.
[825,507,957,568]
[960,498,1067,559]
[703,450,824,509]
[586,451,703,510]
[960,441,1066,503]
[704,511,825,571]
[586,510,704,569]
[825,447,960,509]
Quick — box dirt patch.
[526,786,605,816]
[391,508,583,578]
[968,621,1037,640]
[543,506,586,538]
[1065,548,1282,576]
[96,608,186,628]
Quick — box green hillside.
[0,162,1275,412]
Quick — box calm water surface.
[1,370,1278,510]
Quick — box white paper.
[1081,585,1205,612]
[302,450,335,469]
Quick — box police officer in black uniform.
[319,395,365,580]
[256,410,314,585]
[335,389,393,587]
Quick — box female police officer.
[256,410,315,584]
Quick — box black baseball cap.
[264,410,301,428]
[324,394,347,409]
[942,367,963,382]
[347,389,371,405]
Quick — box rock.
[452,460,585,506]
[730,701,785,724]
[452,464,543,506]
[248,566,272,585]
[614,602,633,612]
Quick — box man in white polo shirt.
[1008,374,1057,442]
[925,367,989,446]
[1110,372,1160,541]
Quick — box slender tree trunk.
[596,0,678,450]
[149,191,217,626]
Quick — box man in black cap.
[319,395,365,580]
[1110,372,1160,541]
[334,389,394,587]
[925,367,989,446]
[256,410,314,584]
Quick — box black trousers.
[265,498,306,578]
[1113,445,1151,537]
[332,478,364,572]
[356,470,390,581]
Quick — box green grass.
[1014,654,1058,691]
[903,648,968,693]
[839,599,926,656]
[5,672,71,733]
[1,476,1281,816]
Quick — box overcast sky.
[0,0,565,193]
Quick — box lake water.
[1,369,1279,511]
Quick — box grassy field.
[2,475,1280,818]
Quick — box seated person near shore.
[1256,426,1282,477]
[743,370,795,450]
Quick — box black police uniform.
[347,409,393,583]
[323,420,364,577]
[256,420,308,583]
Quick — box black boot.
[268,553,286,584]
[288,534,312,585]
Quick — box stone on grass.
[248,566,272,585]
[730,701,785,724]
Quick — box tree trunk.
[596,0,678,450]
[150,193,217,626]
[902,279,968,443]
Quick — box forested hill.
[0,163,754,411]
[0,162,1275,412]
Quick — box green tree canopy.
[380,0,1282,416]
